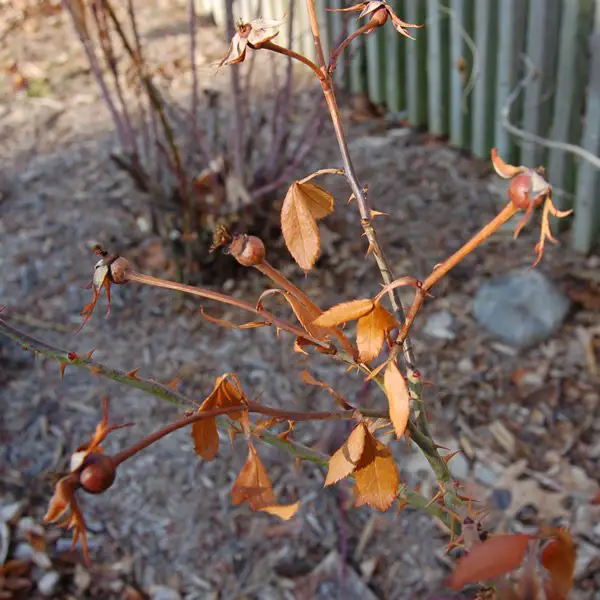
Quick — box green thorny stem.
[302,0,460,512]
[0,317,458,532]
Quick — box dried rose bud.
[368,6,388,26]
[109,256,131,284]
[79,453,117,494]
[229,234,266,267]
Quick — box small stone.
[14,542,34,560]
[19,262,39,295]
[136,215,151,233]
[473,269,570,348]
[148,585,181,600]
[575,541,600,578]
[422,310,456,340]
[457,357,474,374]
[17,516,44,537]
[38,571,60,597]
[491,488,512,510]
[448,452,469,480]
[473,462,499,486]
[74,564,91,592]
[0,501,27,523]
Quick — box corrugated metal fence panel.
[573,0,600,252]
[203,0,600,252]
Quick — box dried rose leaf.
[383,361,410,438]
[313,299,374,328]
[259,501,300,521]
[491,147,526,179]
[258,288,328,340]
[356,302,397,363]
[191,394,219,460]
[541,528,576,600]
[280,181,334,272]
[325,422,368,486]
[297,182,334,220]
[281,183,320,271]
[353,435,399,512]
[231,446,276,509]
[447,534,530,591]
[191,374,246,459]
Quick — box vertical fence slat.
[471,0,495,158]
[315,0,330,58]
[448,0,467,147]
[573,1,600,253]
[385,0,403,112]
[366,29,386,105]
[426,0,445,135]
[405,0,427,125]
[329,0,347,86]
[548,0,587,212]
[494,0,519,161]
[347,12,366,94]
[521,0,561,166]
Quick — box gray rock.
[149,586,181,600]
[423,310,456,340]
[473,462,500,486]
[38,571,60,597]
[473,269,570,348]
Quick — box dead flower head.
[44,398,130,562]
[329,1,422,38]
[219,17,284,66]
[79,246,130,331]
[491,148,573,267]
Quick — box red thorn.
[59,363,67,379]
[442,450,462,464]
[434,443,450,451]
[85,348,96,360]
[126,368,140,379]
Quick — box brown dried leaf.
[258,289,328,340]
[491,147,526,179]
[191,394,219,460]
[325,422,368,486]
[356,303,397,363]
[281,182,334,272]
[231,445,276,509]
[384,362,410,438]
[260,501,300,521]
[191,374,246,459]
[541,528,576,600]
[447,534,530,591]
[281,183,320,272]
[313,299,374,328]
[354,436,399,511]
[298,183,334,220]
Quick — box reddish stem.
[127,270,333,351]
[328,22,374,74]
[112,401,380,466]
